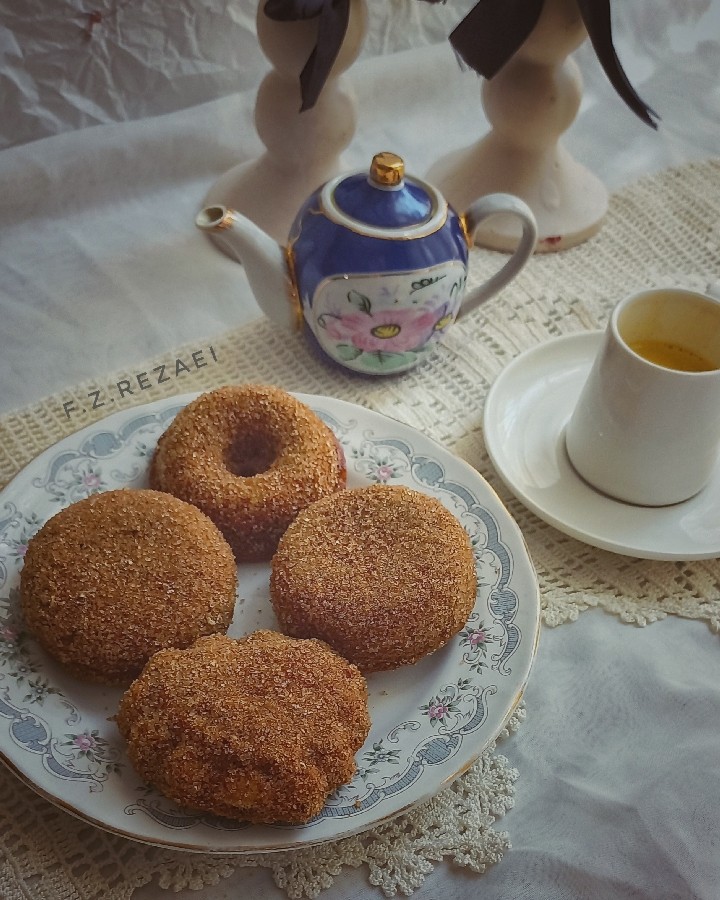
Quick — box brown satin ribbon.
[449,0,545,80]
[264,0,351,112]
[449,0,659,128]
[266,0,659,127]
[576,0,659,127]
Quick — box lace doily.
[0,160,719,899]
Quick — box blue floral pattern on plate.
[0,393,540,853]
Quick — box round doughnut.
[270,484,477,672]
[149,385,346,561]
[116,631,370,824]
[20,489,237,684]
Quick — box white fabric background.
[2,2,720,898]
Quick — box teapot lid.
[320,152,447,239]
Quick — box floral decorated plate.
[0,393,540,853]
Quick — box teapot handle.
[457,194,538,320]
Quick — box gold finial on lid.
[370,152,405,187]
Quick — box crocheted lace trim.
[0,708,524,899]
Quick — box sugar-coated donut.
[149,385,346,561]
[116,631,370,824]
[270,484,477,672]
[20,489,237,684]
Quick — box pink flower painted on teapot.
[320,296,442,354]
[309,267,466,373]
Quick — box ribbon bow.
[448,0,659,128]
[264,0,351,112]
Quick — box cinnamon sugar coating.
[270,484,477,672]
[20,489,237,684]
[116,631,370,824]
[149,385,346,562]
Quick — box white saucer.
[483,331,720,560]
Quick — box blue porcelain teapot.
[197,152,537,374]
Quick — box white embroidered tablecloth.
[0,159,719,899]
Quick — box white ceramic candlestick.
[427,0,608,253]
[204,0,368,248]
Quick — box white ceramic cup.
[565,288,720,506]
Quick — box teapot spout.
[196,206,301,331]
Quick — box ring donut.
[150,385,346,561]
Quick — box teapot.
[197,152,537,375]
